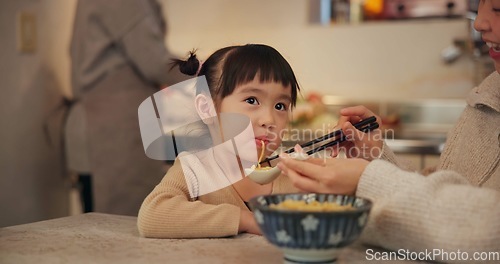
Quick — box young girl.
[137,44,301,238]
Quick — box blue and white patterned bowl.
[248,193,372,263]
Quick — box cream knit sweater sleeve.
[379,141,416,172]
[357,159,500,261]
[137,159,241,238]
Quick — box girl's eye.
[245,97,259,105]
[275,103,287,111]
[492,0,500,11]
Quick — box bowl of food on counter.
[248,193,372,263]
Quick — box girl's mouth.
[486,42,500,52]
[486,42,500,59]
[255,138,269,147]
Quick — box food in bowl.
[248,164,272,171]
[270,199,354,212]
[244,164,281,185]
[244,143,310,185]
[248,193,372,263]
[243,141,279,184]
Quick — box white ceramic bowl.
[244,152,310,185]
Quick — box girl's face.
[219,77,292,158]
[475,0,500,73]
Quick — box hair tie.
[196,60,204,75]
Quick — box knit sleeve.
[356,159,500,258]
[137,159,241,238]
[379,141,415,172]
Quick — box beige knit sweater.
[357,72,500,260]
[137,157,298,238]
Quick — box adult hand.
[277,155,369,195]
[333,105,384,161]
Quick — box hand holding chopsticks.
[260,116,379,164]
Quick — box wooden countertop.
[0,213,416,263]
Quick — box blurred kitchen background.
[0,0,492,227]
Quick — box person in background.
[277,0,500,260]
[137,44,301,238]
[69,0,185,215]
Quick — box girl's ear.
[195,93,216,124]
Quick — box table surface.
[0,213,417,264]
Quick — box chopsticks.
[259,116,379,164]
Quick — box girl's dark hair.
[170,44,300,107]
[170,49,200,76]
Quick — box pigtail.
[170,50,200,76]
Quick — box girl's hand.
[238,210,262,235]
[332,105,384,161]
[277,156,369,195]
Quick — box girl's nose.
[474,17,489,32]
[258,110,276,129]
[474,5,490,32]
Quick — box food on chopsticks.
[289,144,309,160]
[270,199,354,212]
[254,140,272,170]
